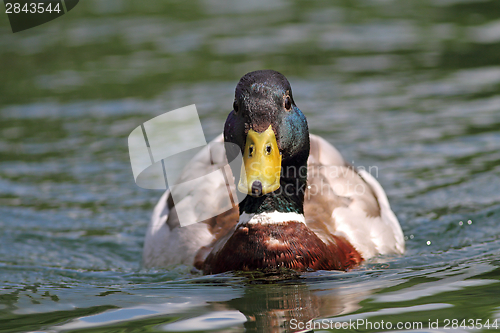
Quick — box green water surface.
[1,0,500,332]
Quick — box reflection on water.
[1,0,500,332]
[49,273,373,333]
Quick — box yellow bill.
[238,125,281,196]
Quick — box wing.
[142,134,239,269]
[304,134,405,259]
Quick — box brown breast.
[202,221,363,274]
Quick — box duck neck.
[238,166,307,223]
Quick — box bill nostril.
[251,180,262,196]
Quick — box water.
[1,0,500,332]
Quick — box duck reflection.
[226,273,371,333]
[231,283,318,332]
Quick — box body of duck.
[143,70,404,274]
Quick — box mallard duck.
[143,70,404,274]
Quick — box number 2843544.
[5,2,61,14]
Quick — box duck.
[143,70,405,274]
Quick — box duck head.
[224,70,310,216]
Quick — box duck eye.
[265,145,272,155]
[248,145,254,157]
[233,99,238,114]
[284,96,291,111]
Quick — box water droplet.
[467,220,472,225]
[426,240,431,246]
[459,221,463,226]
[410,234,414,239]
